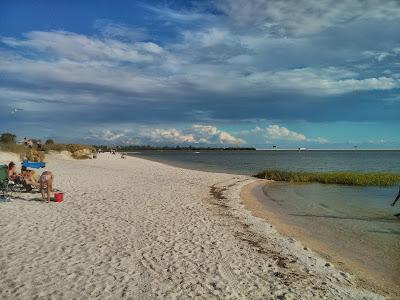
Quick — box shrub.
[2,140,93,160]
[45,139,55,145]
[21,149,45,162]
[74,154,91,160]
[0,143,26,154]
[0,133,16,144]
[43,143,67,152]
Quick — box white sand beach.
[0,153,384,299]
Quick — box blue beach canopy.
[21,160,46,169]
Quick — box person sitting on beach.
[8,162,22,183]
[39,171,54,203]
[21,166,40,188]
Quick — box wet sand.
[241,180,400,298]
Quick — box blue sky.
[0,0,399,148]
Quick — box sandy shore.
[0,152,383,299]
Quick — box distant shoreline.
[105,148,400,152]
[255,148,400,151]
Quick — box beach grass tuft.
[255,169,400,186]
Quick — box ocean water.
[263,182,400,286]
[129,150,400,286]
[129,150,400,174]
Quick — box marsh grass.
[255,169,400,186]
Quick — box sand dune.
[0,153,383,299]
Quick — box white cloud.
[142,4,213,23]
[310,137,329,144]
[217,0,400,36]
[241,124,328,144]
[94,19,148,41]
[2,31,164,63]
[266,125,307,141]
[191,125,245,145]
[1,29,399,108]
[146,128,196,144]
[246,67,400,95]
[363,47,400,62]
[87,125,245,146]
[88,129,140,145]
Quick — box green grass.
[1,142,94,161]
[73,154,92,160]
[43,143,94,153]
[0,143,27,154]
[255,169,400,187]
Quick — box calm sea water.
[128,150,400,174]
[129,150,400,286]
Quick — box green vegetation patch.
[255,169,400,186]
[0,143,27,154]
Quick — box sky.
[0,0,399,148]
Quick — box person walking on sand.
[391,186,400,207]
[39,171,54,203]
[391,186,400,217]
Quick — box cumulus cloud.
[88,129,140,145]
[87,125,245,146]
[265,125,306,141]
[240,124,328,144]
[145,128,196,144]
[191,125,245,145]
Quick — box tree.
[0,132,16,144]
[45,139,55,145]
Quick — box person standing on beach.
[39,171,54,203]
[37,139,42,150]
[391,186,400,206]
[392,186,400,217]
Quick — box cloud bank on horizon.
[0,0,399,147]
